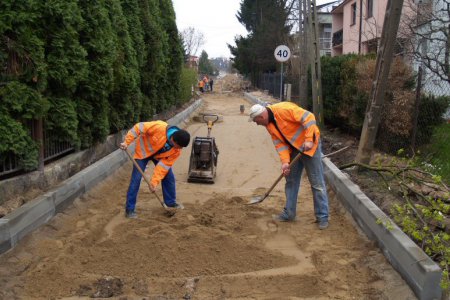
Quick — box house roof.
[317,1,340,10]
[331,0,351,14]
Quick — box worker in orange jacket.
[248,102,329,229]
[198,80,204,93]
[120,121,190,218]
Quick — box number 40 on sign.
[274,45,291,62]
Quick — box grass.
[421,123,450,184]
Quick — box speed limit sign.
[274,45,291,62]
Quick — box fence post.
[285,83,292,101]
[34,119,44,171]
[410,66,422,155]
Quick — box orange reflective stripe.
[124,121,169,159]
[268,102,320,159]
[151,148,181,186]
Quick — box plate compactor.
[187,114,219,183]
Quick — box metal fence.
[0,153,19,177]
[411,66,449,181]
[255,72,285,101]
[0,121,74,178]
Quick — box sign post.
[274,45,291,101]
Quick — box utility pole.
[356,0,405,165]
[307,0,324,127]
[298,0,308,107]
[358,0,363,54]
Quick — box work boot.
[174,203,185,209]
[318,220,329,230]
[272,214,296,222]
[125,210,137,219]
[167,202,184,210]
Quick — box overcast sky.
[172,0,333,59]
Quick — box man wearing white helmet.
[248,102,329,229]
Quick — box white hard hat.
[248,104,265,122]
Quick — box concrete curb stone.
[0,219,11,253]
[6,191,55,248]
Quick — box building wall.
[332,0,416,56]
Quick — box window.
[367,0,373,18]
[321,24,332,39]
[351,3,357,25]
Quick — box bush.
[416,95,450,145]
[339,56,368,133]
[422,123,450,183]
[179,67,197,103]
[321,55,448,157]
[321,54,358,126]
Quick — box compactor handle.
[202,114,219,137]
[202,114,219,125]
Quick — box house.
[187,55,199,71]
[318,10,333,56]
[331,0,416,56]
[412,0,450,97]
[317,1,340,56]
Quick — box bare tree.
[401,0,450,84]
[181,27,205,57]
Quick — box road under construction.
[0,83,439,299]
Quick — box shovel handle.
[262,150,304,198]
[124,149,167,209]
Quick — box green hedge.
[0,0,189,170]
[179,67,198,103]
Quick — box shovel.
[248,151,304,205]
[247,145,349,205]
[124,149,175,214]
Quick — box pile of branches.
[340,152,450,292]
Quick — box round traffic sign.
[274,45,291,62]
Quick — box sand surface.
[0,90,416,299]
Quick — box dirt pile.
[217,73,250,92]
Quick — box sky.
[172,0,247,59]
[172,0,333,59]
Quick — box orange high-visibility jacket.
[123,121,181,187]
[266,102,320,163]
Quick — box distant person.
[198,80,204,93]
[203,75,209,91]
[209,78,214,92]
[120,121,190,218]
[248,103,329,229]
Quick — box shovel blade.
[248,195,267,205]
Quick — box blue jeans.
[282,142,329,221]
[125,157,176,211]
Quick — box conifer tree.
[138,0,166,119]
[76,0,116,147]
[41,0,87,148]
[159,0,184,106]
[230,0,292,81]
[107,0,140,131]
[121,0,146,121]
[198,50,215,75]
[0,1,49,169]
